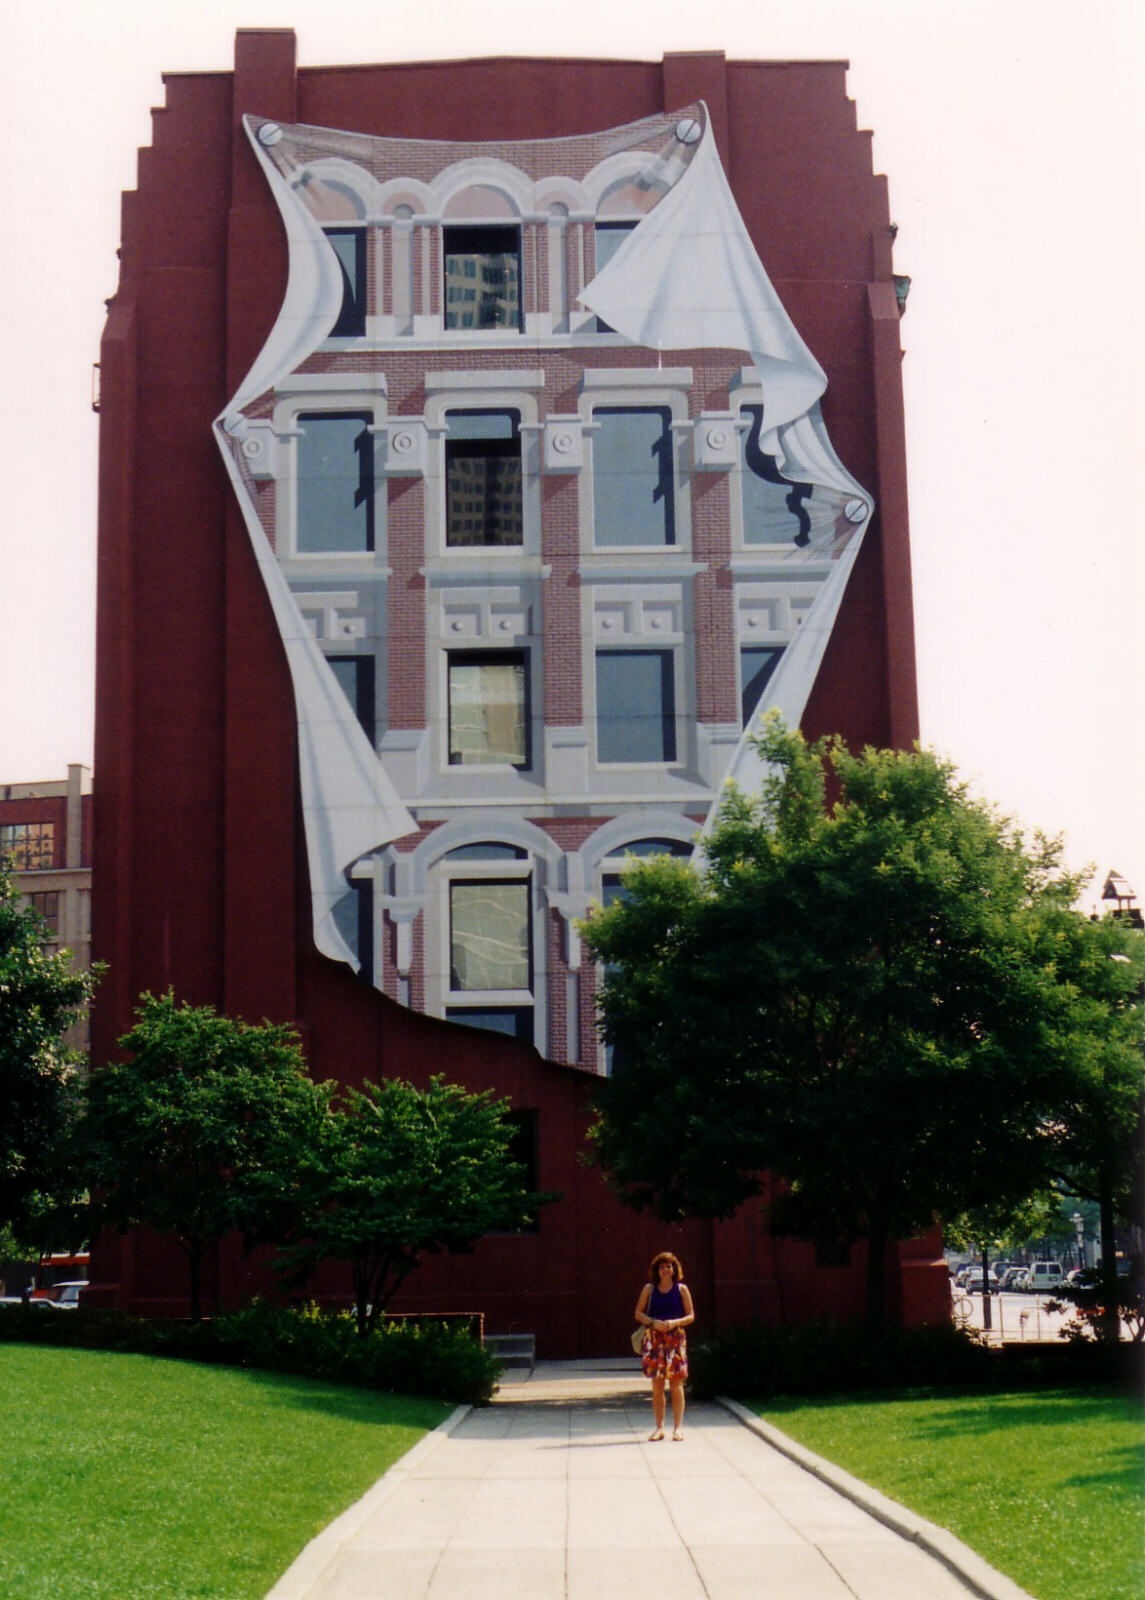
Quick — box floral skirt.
[641,1326,688,1382]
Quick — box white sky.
[0,0,1141,911]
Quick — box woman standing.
[635,1251,694,1441]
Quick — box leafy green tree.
[79,993,327,1320]
[276,1076,547,1335]
[0,863,96,1237]
[582,718,1143,1322]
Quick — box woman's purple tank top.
[648,1282,684,1319]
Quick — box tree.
[276,1076,547,1335]
[581,718,1143,1322]
[79,993,326,1320]
[0,863,96,1237]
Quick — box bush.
[0,1301,500,1405]
[688,1321,993,1400]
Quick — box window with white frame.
[595,649,676,763]
[443,225,522,331]
[447,650,530,768]
[739,405,812,547]
[444,410,523,547]
[296,413,374,553]
[592,406,675,547]
[323,227,367,337]
[443,843,535,1041]
[740,645,784,727]
[592,222,636,333]
[327,655,376,743]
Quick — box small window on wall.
[324,228,367,337]
[445,411,523,547]
[740,406,812,547]
[445,1006,533,1042]
[443,225,522,331]
[593,222,636,333]
[327,656,376,743]
[296,413,374,553]
[447,651,529,768]
[596,650,676,764]
[24,891,60,937]
[0,821,55,870]
[740,647,784,727]
[331,881,373,979]
[592,407,675,547]
[449,879,532,991]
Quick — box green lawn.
[0,1344,450,1599]
[754,1386,1144,1600]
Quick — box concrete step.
[485,1333,536,1370]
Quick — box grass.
[753,1385,1144,1600]
[0,1344,450,1599]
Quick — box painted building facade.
[92,31,941,1349]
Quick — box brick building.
[91,31,942,1349]
[1,764,93,1051]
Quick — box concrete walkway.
[268,1361,1033,1600]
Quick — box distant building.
[0,764,93,1051]
[91,31,943,1347]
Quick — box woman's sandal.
[672,1430,684,1441]
[648,1429,665,1441]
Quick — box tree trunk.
[1098,1166,1120,1344]
[865,1221,889,1324]
[187,1240,204,1323]
[979,1243,993,1333]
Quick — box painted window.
[595,649,676,763]
[0,821,55,870]
[447,651,529,768]
[740,646,784,726]
[324,228,367,337]
[443,225,521,331]
[739,406,812,547]
[593,222,636,333]
[327,655,376,742]
[296,413,374,553]
[445,411,523,547]
[331,882,373,977]
[449,879,532,991]
[592,407,675,547]
[445,1006,533,1041]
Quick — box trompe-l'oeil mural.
[214,105,871,1028]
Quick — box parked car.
[1006,1267,1030,1291]
[0,1295,54,1310]
[1020,1262,1065,1294]
[45,1281,88,1309]
[960,1269,989,1293]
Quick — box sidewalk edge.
[264,1403,472,1600]
[716,1396,1037,1600]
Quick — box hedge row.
[687,1320,1141,1400]
[0,1300,500,1405]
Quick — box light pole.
[1071,1211,1085,1272]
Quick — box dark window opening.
[324,227,367,337]
[327,656,376,743]
[596,649,676,764]
[445,410,522,547]
[740,646,784,727]
[297,413,374,553]
[443,225,521,331]
[593,406,675,547]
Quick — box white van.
[1023,1262,1065,1293]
